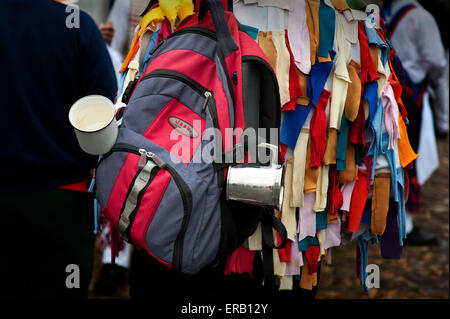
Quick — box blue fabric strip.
[383,132,398,201]
[364,24,390,66]
[280,104,312,149]
[93,199,100,235]
[358,230,378,291]
[307,51,336,107]
[396,166,406,246]
[116,71,127,103]
[367,98,384,181]
[139,30,160,77]
[89,160,100,235]
[364,81,379,127]
[361,199,372,226]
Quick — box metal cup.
[226,143,284,209]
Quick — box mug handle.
[256,143,278,167]
[114,101,127,126]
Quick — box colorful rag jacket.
[228,0,417,292]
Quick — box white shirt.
[384,0,449,131]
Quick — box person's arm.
[99,21,115,46]
[415,9,447,86]
[79,11,118,101]
[108,0,130,55]
[432,55,449,132]
[415,9,448,131]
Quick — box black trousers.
[0,189,95,299]
[129,246,319,299]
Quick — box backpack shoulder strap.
[197,0,239,56]
[385,3,417,39]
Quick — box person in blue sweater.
[0,0,117,298]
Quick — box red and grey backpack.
[94,0,286,275]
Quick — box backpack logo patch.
[168,117,198,138]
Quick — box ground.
[88,139,449,299]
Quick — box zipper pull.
[146,151,166,168]
[138,149,147,169]
[202,91,212,112]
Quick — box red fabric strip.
[328,165,343,215]
[349,102,366,145]
[309,89,331,168]
[348,169,369,232]
[358,21,380,84]
[58,180,88,193]
[277,236,292,263]
[282,30,303,112]
[305,245,320,274]
[224,246,255,276]
[279,142,288,164]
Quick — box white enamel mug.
[68,95,118,155]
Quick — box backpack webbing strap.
[262,238,275,289]
[261,209,287,250]
[260,208,287,289]
[197,0,238,56]
[213,143,247,171]
[118,160,157,241]
[196,0,234,14]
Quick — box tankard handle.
[256,143,278,167]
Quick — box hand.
[99,21,115,45]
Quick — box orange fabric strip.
[398,115,419,167]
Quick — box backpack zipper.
[141,69,211,100]
[102,143,193,272]
[140,70,220,132]
[147,26,235,111]
[140,69,224,186]
[172,27,236,109]
[165,26,217,43]
[202,91,212,112]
